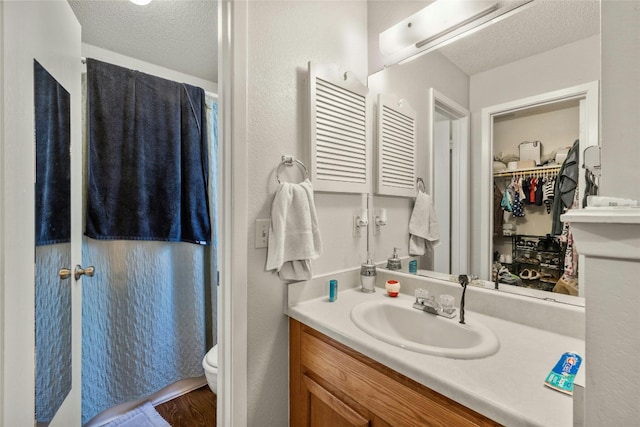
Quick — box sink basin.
[350,298,499,359]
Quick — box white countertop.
[286,285,584,427]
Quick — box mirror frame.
[34,58,73,424]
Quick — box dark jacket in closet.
[552,140,579,235]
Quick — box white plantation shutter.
[309,62,370,193]
[376,94,417,197]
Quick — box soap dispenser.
[360,258,376,293]
[386,247,402,271]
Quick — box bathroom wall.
[245,2,368,425]
[81,44,217,92]
[367,51,469,264]
[468,34,601,275]
[600,1,640,201]
[585,1,640,424]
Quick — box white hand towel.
[408,192,440,256]
[266,179,322,281]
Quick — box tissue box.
[519,141,542,165]
[555,147,570,165]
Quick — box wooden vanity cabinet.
[290,319,501,427]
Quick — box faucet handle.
[415,288,429,303]
[438,294,455,314]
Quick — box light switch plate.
[255,219,270,249]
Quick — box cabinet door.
[303,375,370,427]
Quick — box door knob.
[59,268,72,280]
[74,265,95,281]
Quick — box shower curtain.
[35,244,72,422]
[78,75,218,423]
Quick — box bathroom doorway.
[429,89,470,275]
[0,2,221,425]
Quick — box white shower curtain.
[81,240,209,423]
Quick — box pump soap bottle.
[360,258,376,293]
[386,247,402,271]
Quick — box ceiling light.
[130,0,152,5]
[380,0,498,55]
[380,0,532,58]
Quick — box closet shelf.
[493,165,561,178]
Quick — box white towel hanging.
[266,179,322,281]
[408,192,440,256]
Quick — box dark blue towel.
[34,60,71,246]
[86,59,211,245]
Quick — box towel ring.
[276,155,309,184]
[416,177,426,193]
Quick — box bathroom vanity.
[286,270,585,426]
[290,318,499,426]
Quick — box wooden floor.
[155,385,217,426]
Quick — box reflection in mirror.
[369,0,598,304]
[34,59,72,425]
[492,101,579,295]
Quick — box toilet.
[202,344,218,394]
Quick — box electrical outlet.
[255,219,270,249]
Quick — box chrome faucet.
[412,289,456,319]
[458,274,468,324]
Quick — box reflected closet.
[492,100,580,293]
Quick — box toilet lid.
[206,344,218,367]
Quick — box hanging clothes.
[529,177,537,204]
[521,178,531,205]
[493,183,504,237]
[512,177,525,217]
[501,187,513,212]
[552,140,580,234]
[543,177,555,214]
[535,176,545,206]
[560,186,580,278]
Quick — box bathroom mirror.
[368,0,599,303]
[34,59,72,425]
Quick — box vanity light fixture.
[130,0,152,5]
[380,0,533,62]
[379,0,499,55]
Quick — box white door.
[433,119,451,273]
[2,2,83,425]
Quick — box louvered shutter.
[376,94,417,197]
[309,62,370,193]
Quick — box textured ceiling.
[438,0,600,75]
[68,0,217,83]
[67,0,599,85]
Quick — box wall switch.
[255,219,270,249]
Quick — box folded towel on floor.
[103,402,169,427]
[266,179,322,281]
[408,192,440,256]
